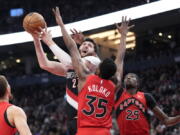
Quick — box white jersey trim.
[66,93,78,110]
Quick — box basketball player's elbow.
[39,63,48,70]
[39,63,54,73]
[38,60,50,69]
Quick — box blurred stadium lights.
[53,56,58,60]
[168,35,172,39]
[88,29,136,49]
[0,0,179,46]
[10,8,24,17]
[89,30,134,39]
[16,59,21,63]
[159,32,163,36]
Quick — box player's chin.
[125,84,136,89]
[81,53,87,57]
[89,67,96,73]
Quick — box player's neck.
[126,88,137,95]
[0,96,9,102]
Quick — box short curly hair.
[99,58,117,80]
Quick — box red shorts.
[76,127,111,135]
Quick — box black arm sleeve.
[115,88,123,102]
[144,93,157,109]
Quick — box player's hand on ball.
[39,26,53,46]
[23,12,46,33]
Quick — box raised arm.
[115,16,134,89]
[52,7,87,81]
[40,26,72,66]
[32,33,68,76]
[153,106,180,127]
[146,93,180,127]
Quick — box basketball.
[23,12,46,33]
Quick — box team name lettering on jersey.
[66,71,78,79]
[88,84,111,97]
[118,97,145,113]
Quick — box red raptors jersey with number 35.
[78,75,115,128]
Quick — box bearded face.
[124,73,138,89]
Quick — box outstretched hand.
[70,28,85,44]
[52,6,64,26]
[116,16,134,36]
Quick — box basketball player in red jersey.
[60,24,117,134]
[0,75,32,135]
[31,9,100,135]
[115,73,180,135]
[54,7,134,135]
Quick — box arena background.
[0,0,180,134]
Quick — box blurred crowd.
[2,56,178,135]
[12,84,67,135]
[139,64,180,135]
[0,0,179,134]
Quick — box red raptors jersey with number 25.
[78,75,115,128]
[115,90,150,135]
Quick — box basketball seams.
[23,12,45,33]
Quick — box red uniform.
[0,102,17,135]
[115,90,154,135]
[77,75,115,135]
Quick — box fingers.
[31,30,41,39]
[120,16,133,27]
[45,23,47,32]
[52,6,60,16]
[34,30,40,35]
[115,23,120,29]
[79,30,83,35]
[56,7,59,12]
[56,6,60,15]
[124,16,127,23]
[122,16,128,24]
[122,16,124,23]
[48,30,52,36]
[38,27,44,33]
[70,29,75,34]
[32,30,39,36]
[128,24,135,30]
[70,28,82,35]
[115,16,134,35]
[73,28,78,34]
[127,18,131,26]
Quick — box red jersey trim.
[66,88,78,110]
[66,88,78,101]
[4,107,16,128]
[0,102,17,135]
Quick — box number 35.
[82,95,108,118]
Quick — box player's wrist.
[49,43,57,49]
[44,40,55,47]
